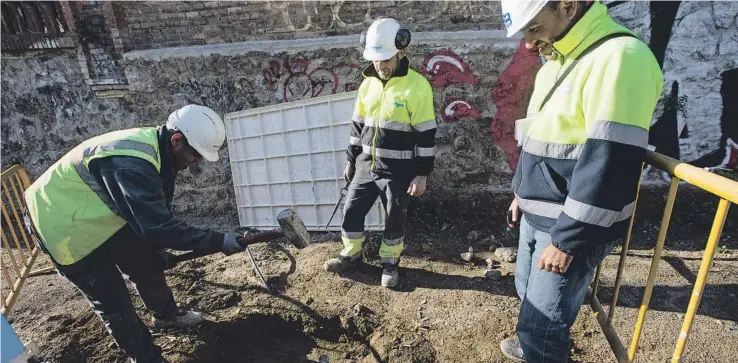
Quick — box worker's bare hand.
[344,162,356,182]
[407,176,428,197]
[507,198,519,229]
[537,243,573,274]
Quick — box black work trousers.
[340,168,413,265]
[25,217,176,363]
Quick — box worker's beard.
[537,42,557,61]
[377,65,396,80]
[376,55,399,80]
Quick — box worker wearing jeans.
[499,0,663,361]
[323,17,437,288]
[513,216,615,361]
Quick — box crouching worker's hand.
[222,232,246,255]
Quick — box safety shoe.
[381,264,399,288]
[323,255,360,273]
[500,336,526,362]
[152,310,203,329]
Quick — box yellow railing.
[1,165,52,316]
[588,151,737,363]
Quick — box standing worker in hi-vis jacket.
[498,1,663,362]
[323,17,437,289]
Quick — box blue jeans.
[515,216,615,363]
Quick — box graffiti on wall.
[441,98,481,123]
[421,50,482,124]
[259,55,362,102]
[422,50,478,88]
[489,40,542,170]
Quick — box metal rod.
[671,199,730,363]
[1,256,15,296]
[628,177,679,362]
[5,176,33,251]
[0,249,39,316]
[609,166,644,324]
[244,245,271,293]
[11,173,33,250]
[588,289,629,363]
[592,263,602,298]
[29,266,55,277]
[1,200,26,267]
[646,151,738,204]
[1,231,23,279]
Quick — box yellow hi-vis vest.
[24,127,161,265]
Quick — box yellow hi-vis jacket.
[24,128,161,265]
[512,0,664,255]
[347,57,437,178]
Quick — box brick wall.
[117,1,504,51]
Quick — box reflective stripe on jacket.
[24,127,161,265]
[347,57,437,177]
[512,1,664,255]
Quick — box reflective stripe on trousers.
[340,168,412,265]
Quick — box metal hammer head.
[277,209,311,249]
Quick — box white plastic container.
[224,91,385,231]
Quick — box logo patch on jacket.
[393,101,405,108]
[558,83,572,95]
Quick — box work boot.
[381,264,399,288]
[323,255,360,273]
[152,309,203,329]
[500,336,526,362]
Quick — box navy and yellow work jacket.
[513,1,664,255]
[347,57,437,178]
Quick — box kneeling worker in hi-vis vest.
[498,1,663,362]
[23,105,251,363]
[323,17,437,288]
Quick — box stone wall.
[122,31,527,201]
[608,1,738,171]
[117,1,503,51]
[0,49,136,175]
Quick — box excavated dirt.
[4,186,738,363]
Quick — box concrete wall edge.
[123,30,520,60]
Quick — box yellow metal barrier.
[588,151,737,363]
[1,165,52,316]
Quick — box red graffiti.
[422,50,478,88]
[262,56,362,102]
[441,98,481,122]
[490,39,543,170]
[261,59,287,91]
[422,49,481,125]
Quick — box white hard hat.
[501,0,548,37]
[166,104,226,162]
[362,17,404,61]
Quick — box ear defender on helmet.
[395,28,411,50]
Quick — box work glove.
[344,162,355,182]
[222,232,246,256]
